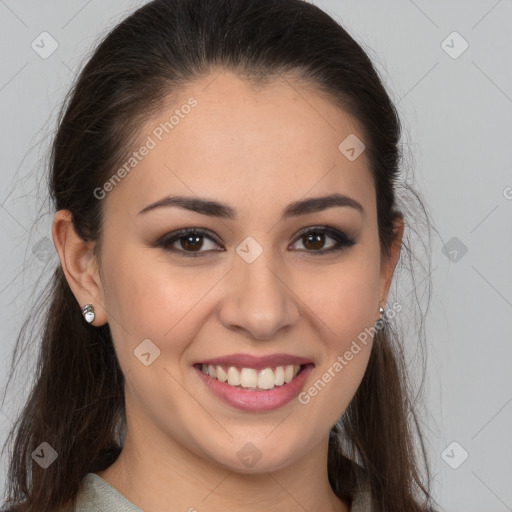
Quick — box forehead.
[103,71,375,221]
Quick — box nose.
[217,249,300,341]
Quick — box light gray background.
[1,1,511,511]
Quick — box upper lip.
[197,353,314,370]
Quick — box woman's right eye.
[155,228,224,257]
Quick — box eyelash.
[154,226,356,258]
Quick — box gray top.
[75,472,375,511]
[75,473,142,512]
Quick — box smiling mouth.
[194,363,311,391]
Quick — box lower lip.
[194,364,314,412]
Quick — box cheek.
[101,244,223,368]
[294,260,379,428]
[102,245,193,329]
[299,252,380,340]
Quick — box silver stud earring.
[82,304,95,324]
[379,306,385,319]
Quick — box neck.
[96,416,348,512]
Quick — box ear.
[378,214,404,317]
[52,209,108,326]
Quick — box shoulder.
[0,474,141,512]
[347,460,379,512]
[74,473,142,512]
[351,477,376,512]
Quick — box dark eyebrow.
[137,193,364,219]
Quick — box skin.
[53,71,403,512]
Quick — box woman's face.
[93,71,400,472]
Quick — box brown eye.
[155,228,223,257]
[291,227,356,255]
[303,232,326,251]
[179,233,205,252]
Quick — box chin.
[203,442,301,475]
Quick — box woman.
[1,0,439,510]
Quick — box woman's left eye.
[292,227,356,254]
[155,226,356,257]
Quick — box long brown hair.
[1,0,440,510]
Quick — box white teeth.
[227,366,240,386]
[257,368,275,390]
[200,364,302,390]
[284,365,295,383]
[240,368,258,388]
[207,364,217,378]
[216,366,227,382]
[274,366,285,386]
